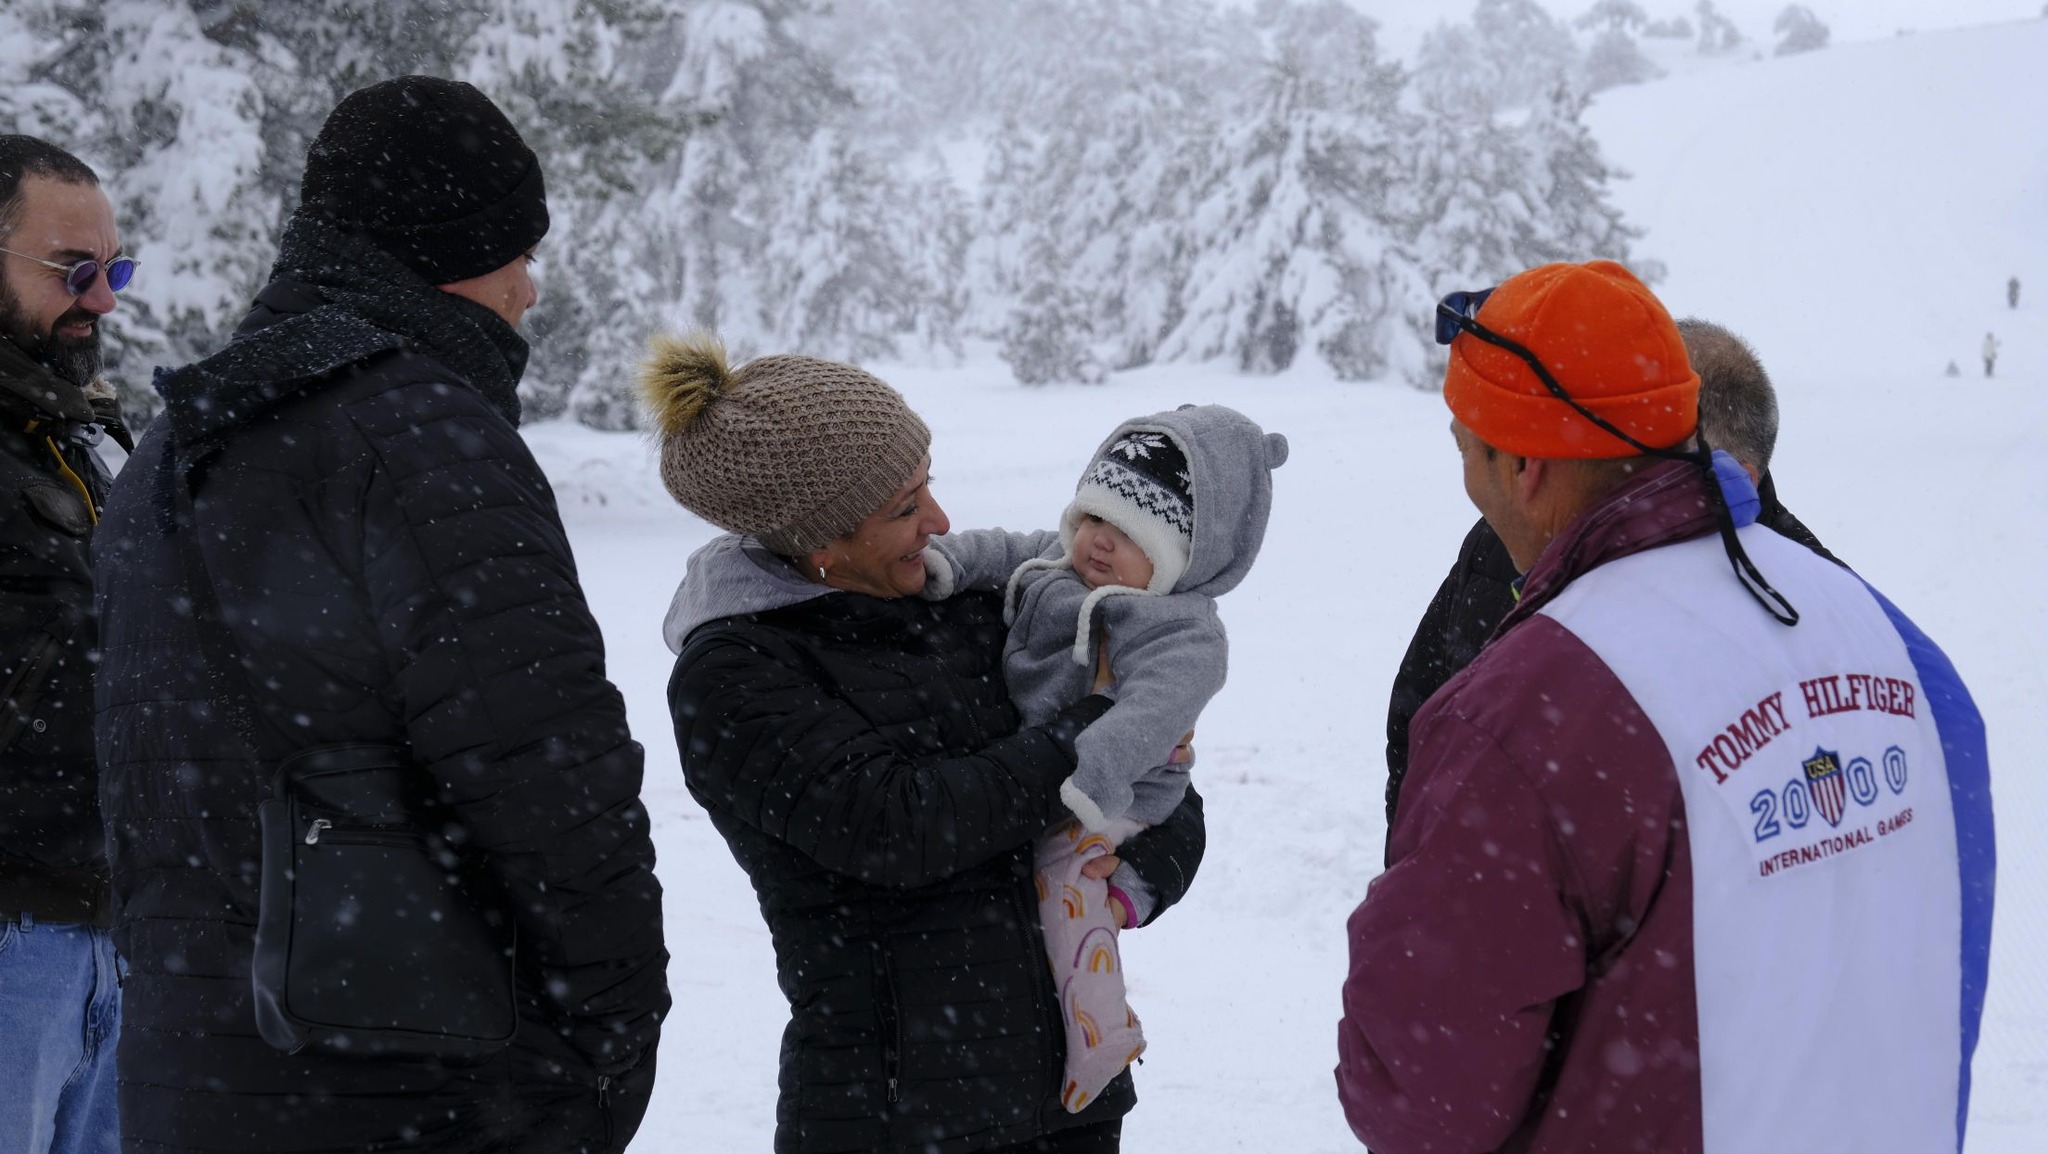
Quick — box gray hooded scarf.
[923,404,1287,831]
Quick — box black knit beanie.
[298,76,549,284]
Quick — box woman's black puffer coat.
[671,586,1205,1154]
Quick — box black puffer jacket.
[93,224,668,1153]
[1381,518,1518,831]
[671,584,1205,1154]
[0,339,123,924]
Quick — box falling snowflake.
[1111,433,1168,460]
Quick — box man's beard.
[0,278,102,388]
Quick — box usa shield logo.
[1804,747,1848,828]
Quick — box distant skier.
[1983,331,2000,378]
[2010,276,2021,310]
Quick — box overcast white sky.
[1344,0,2048,57]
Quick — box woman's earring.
[817,565,828,581]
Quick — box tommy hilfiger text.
[1694,691,1791,785]
[1800,674,1916,720]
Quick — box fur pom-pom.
[638,331,731,437]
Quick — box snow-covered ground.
[524,17,2048,1151]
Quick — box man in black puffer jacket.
[91,78,667,1153]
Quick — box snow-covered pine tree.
[641,2,782,360]
[461,0,682,425]
[1574,2,1664,93]
[1416,0,1581,116]
[1521,79,1652,274]
[1582,27,1665,92]
[6,0,1662,408]
[1772,6,1830,56]
[973,115,1046,336]
[1574,0,1649,33]
[1694,0,1745,55]
[630,0,966,390]
[1410,23,1487,120]
[1156,1,1431,382]
[754,131,957,365]
[1000,227,1108,387]
[5,0,685,424]
[1642,15,1695,39]
[820,0,1069,149]
[1406,94,1543,293]
[983,0,1247,381]
[1403,19,1652,385]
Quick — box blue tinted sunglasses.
[1434,287,1494,345]
[0,246,138,296]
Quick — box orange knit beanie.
[1443,260,1699,458]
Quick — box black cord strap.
[1445,307,1799,627]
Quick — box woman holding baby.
[641,335,1219,1154]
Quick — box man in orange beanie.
[1336,262,1993,1154]
[1379,316,1842,830]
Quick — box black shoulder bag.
[170,450,518,1061]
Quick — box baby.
[922,403,1286,1111]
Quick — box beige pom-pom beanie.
[638,333,932,555]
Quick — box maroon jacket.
[1337,462,1713,1153]
[1340,454,1991,1154]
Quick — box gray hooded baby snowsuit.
[923,404,1287,831]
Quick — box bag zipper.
[302,820,424,848]
[871,941,902,1104]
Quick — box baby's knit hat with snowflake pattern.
[1062,428,1194,594]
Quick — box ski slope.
[539,17,2048,1151]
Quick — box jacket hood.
[662,533,831,653]
[158,214,529,464]
[156,280,405,461]
[1058,404,1287,599]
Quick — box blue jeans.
[0,916,121,1154]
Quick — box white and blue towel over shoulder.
[923,404,1287,831]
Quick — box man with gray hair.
[1382,317,1836,826]
[0,133,133,1154]
[1678,318,1834,561]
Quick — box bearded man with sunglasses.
[0,134,135,1154]
[1335,261,1992,1154]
